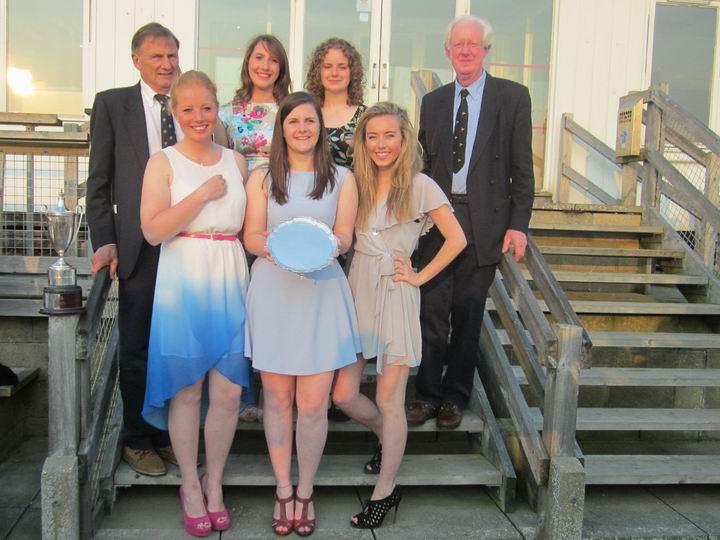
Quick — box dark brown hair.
[268,92,337,205]
[131,22,179,53]
[234,35,291,104]
[305,38,365,105]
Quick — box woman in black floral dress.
[305,38,366,167]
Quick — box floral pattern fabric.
[218,100,278,172]
[326,104,366,168]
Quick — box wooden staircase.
[512,203,720,485]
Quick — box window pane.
[470,0,552,187]
[7,0,83,114]
[652,4,715,123]
[198,0,291,105]
[303,0,373,101]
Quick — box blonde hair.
[353,102,422,230]
[170,70,218,108]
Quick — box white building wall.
[84,0,198,108]
[544,0,653,200]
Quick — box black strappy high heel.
[363,443,382,474]
[351,486,402,529]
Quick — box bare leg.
[169,377,205,517]
[372,362,410,500]
[202,369,242,512]
[332,355,383,436]
[294,370,335,534]
[261,371,295,535]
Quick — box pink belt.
[177,232,238,241]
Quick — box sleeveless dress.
[218,100,277,172]
[142,147,250,430]
[326,104,366,167]
[245,167,361,375]
[348,173,450,373]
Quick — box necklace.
[175,145,219,166]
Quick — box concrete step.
[584,454,720,485]
[114,453,503,487]
[529,407,720,431]
[235,410,484,434]
[520,270,707,286]
[514,366,720,387]
[536,246,685,260]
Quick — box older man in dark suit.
[86,22,181,475]
[408,15,534,429]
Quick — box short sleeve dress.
[348,173,450,372]
[218,100,278,172]
[142,147,250,429]
[326,105,366,167]
[245,167,361,375]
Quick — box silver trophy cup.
[40,191,85,314]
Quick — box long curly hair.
[234,34,291,104]
[352,102,422,230]
[268,92,337,205]
[305,38,365,106]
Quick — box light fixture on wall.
[7,67,35,95]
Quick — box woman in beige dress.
[332,102,466,528]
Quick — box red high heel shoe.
[179,487,212,537]
[200,474,231,531]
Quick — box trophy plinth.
[39,191,85,315]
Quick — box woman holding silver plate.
[332,102,466,529]
[243,91,361,536]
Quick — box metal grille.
[658,110,720,276]
[89,279,119,392]
[1,151,90,256]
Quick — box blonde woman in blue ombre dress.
[140,71,249,537]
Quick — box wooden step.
[520,270,707,286]
[536,246,685,259]
[498,330,720,349]
[236,411,484,434]
[529,407,720,431]
[486,299,720,315]
[530,223,663,235]
[514,366,720,387]
[114,453,502,487]
[584,454,720,484]
[0,367,40,397]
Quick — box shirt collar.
[139,79,165,108]
[454,70,487,100]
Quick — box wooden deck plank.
[235,411,484,433]
[114,454,502,487]
[537,246,685,259]
[584,455,720,484]
[529,408,720,431]
[520,270,707,286]
[514,366,720,387]
[486,299,720,315]
[497,330,720,349]
[530,223,663,235]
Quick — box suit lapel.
[122,83,150,166]
[435,83,456,183]
[468,73,499,175]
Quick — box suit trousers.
[416,203,497,409]
[118,240,168,449]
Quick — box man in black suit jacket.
[408,15,534,429]
[86,22,181,475]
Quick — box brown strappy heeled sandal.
[294,491,316,537]
[271,487,294,536]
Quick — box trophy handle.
[74,205,85,246]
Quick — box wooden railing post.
[540,324,585,539]
[642,97,663,216]
[558,114,572,203]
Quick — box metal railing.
[0,112,90,256]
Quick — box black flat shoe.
[363,443,382,474]
[351,486,402,529]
